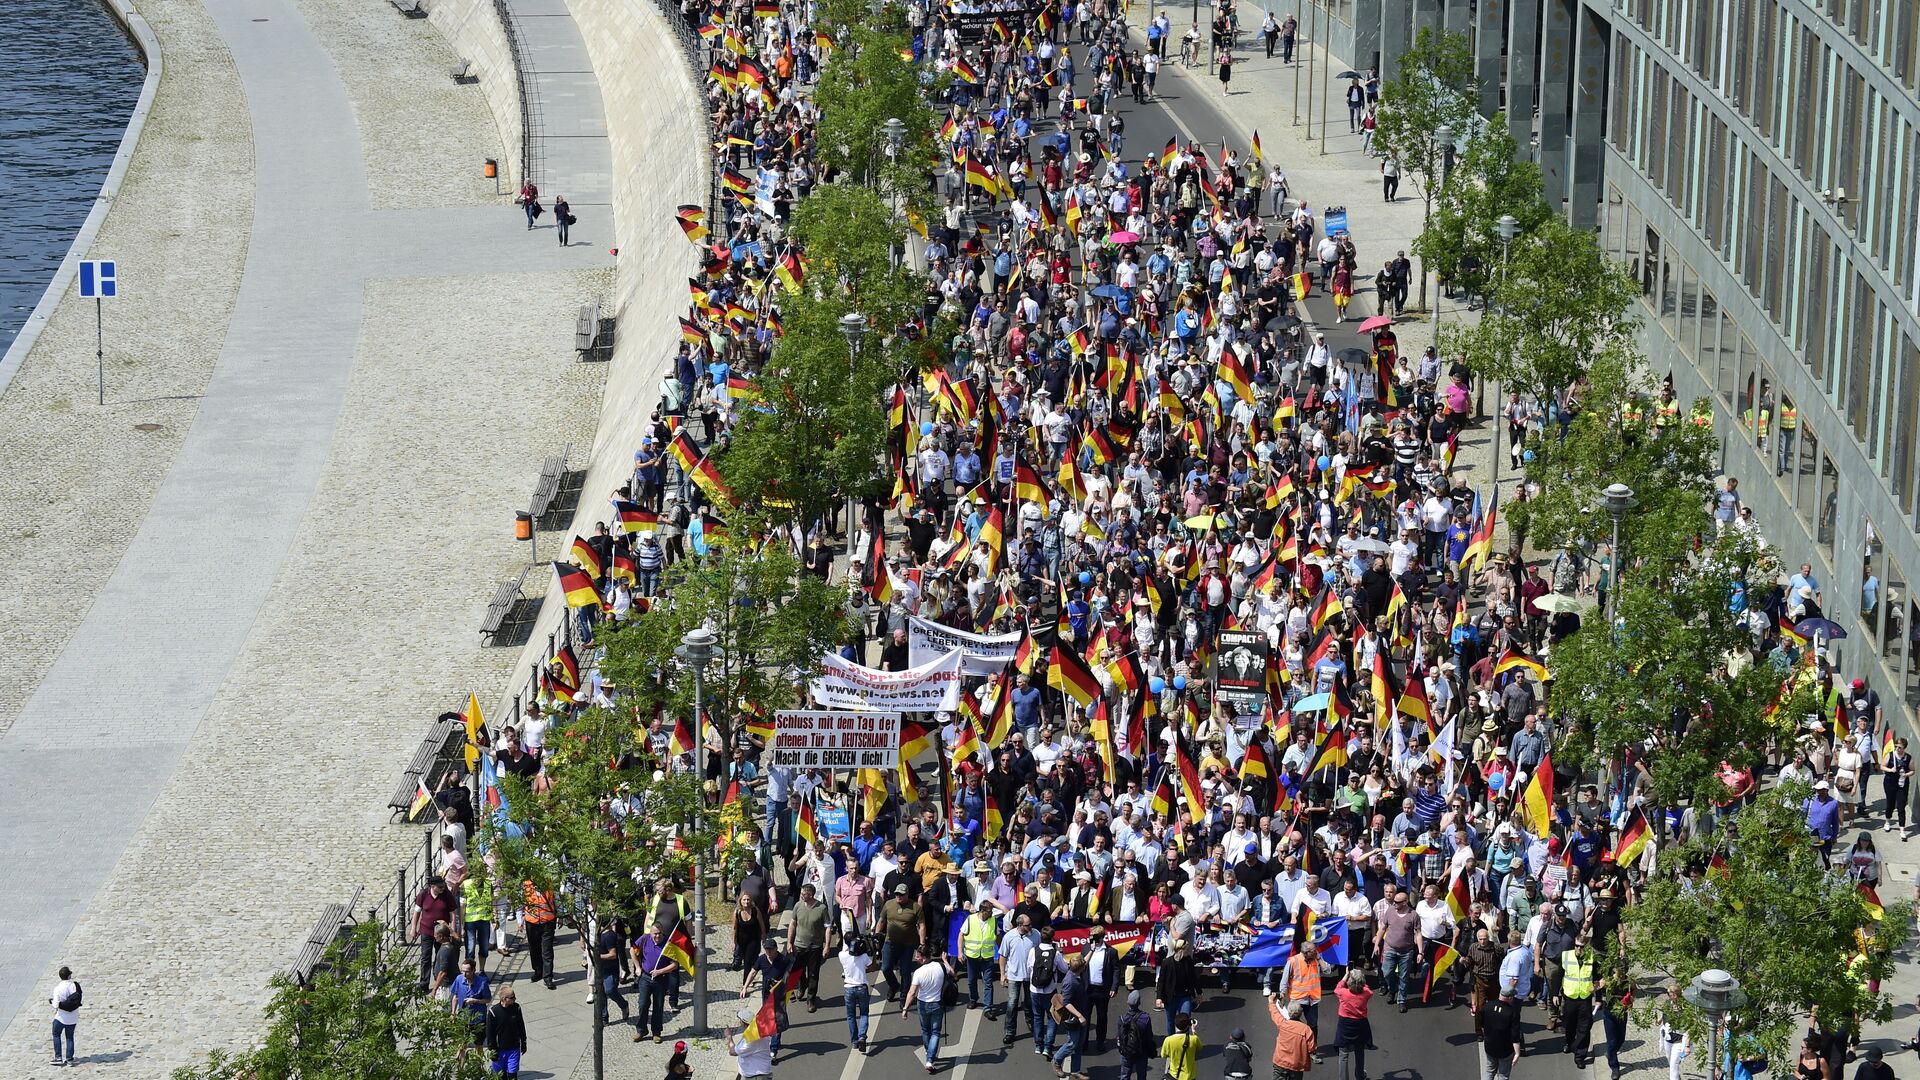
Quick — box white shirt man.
[1290,877,1332,921]
[1416,892,1458,944]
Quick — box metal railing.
[495,0,544,189]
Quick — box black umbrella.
[1335,69,1366,81]
[1265,314,1302,333]
[1336,347,1372,365]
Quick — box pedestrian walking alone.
[1218,51,1233,93]
[1347,80,1367,131]
[1280,13,1296,61]
[555,196,573,246]
[485,986,528,1078]
[1382,157,1400,201]
[50,966,81,1067]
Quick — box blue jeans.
[464,920,491,965]
[967,957,996,1008]
[1382,947,1416,1003]
[1052,1022,1085,1073]
[845,983,871,1044]
[596,973,630,1026]
[918,1000,944,1061]
[1162,994,1193,1038]
[1030,988,1057,1052]
[880,941,915,997]
[636,973,668,1037]
[52,1020,74,1060]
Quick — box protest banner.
[906,615,1022,676]
[810,648,963,712]
[770,710,902,769]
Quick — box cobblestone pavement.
[0,0,612,1070]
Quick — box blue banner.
[1238,916,1349,967]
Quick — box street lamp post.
[1683,968,1748,1080]
[882,117,906,268]
[838,312,869,627]
[676,627,718,1035]
[1600,483,1638,626]
[1490,212,1522,481]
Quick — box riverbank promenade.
[0,0,618,1071]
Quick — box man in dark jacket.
[485,987,529,1079]
[1084,926,1122,1051]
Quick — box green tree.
[1441,213,1641,408]
[813,28,943,222]
[1412,113,1553,300]
[592,525,853,731]
[1547,527,1796,805]
[172,922,485,1080]
[1370,27,1476,310]
[1625,789,1909,1064]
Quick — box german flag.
[1312,721,1349,772]
[668,430,735,505]
[679,316,707,346]
[1609,809,1650,866]
[1150,770,1175,819]
[1176,737,1204,814]
[1143,573,1168,617]
[1241,738,1272,781]
[1161,137,1178,170]
[1778,612,1808,647]
[614,500,658,533]
[1088,697,1117,783]
[864,528,894,605]
[899,718,935,763]
[662,922,698,974]
[1882,725,1899,766]
[569,535,602,579]
[743,708,774,745]
[1309,587,1344,632]
[1290,271,1312,301]
[1493,647,1549,682]
[1398,676,1434,733]
[1011,627,1042,676]
[696,21,723,38]
[610,552,637,585]
[1264,473,1295,508]
[1048,642,1102,708]
[736,58,767,87]
[1250,130,1264,164]
[745,992,780,1042]
[1424,942,1460,1002]
[674,205,709,244]
[1447,868,1473,921]
[1064,191,1082,233]
[1519,750,1554,836]
[720,168,753,193]
[1219,349,1255,402]
[977,507,1006,572]
[549,645,581,693]
[795,799,818,845]
[775,251,806,293]
[984,669,1015,747]
[668,711,695,756]
[555,562,600,608]
[1013,458,1050,506]
[1107,650,1145,696]
[984,788,1004,842]
[897,760,923,806]
[751,0,778,14]
[1462,490,1499,574]
[409,777,434,820]
[964,158,1001,197]
[815,29,834,50]
[1859,882,1885,921]
[1370,651,1397,729]
[951,55,981,82]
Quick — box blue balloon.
[1150,677,1167,694]
[1317,455,1331,471]
[1522,449,1535,463]
[921,422,934,435]
[1079,571,1092,585]
[1173,676,1188,691]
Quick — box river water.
[0,0,144,353]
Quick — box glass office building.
[1316,1,1920,710]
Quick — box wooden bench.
[529,443,574,522]
[386,717,463,820]
[390,0,427,17]
[450,59,476,83]
[575,299,606,356]
[289,894,359,985]
[480,566,533,644]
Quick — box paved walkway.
[0,0,609,1056]
[512,0,615,208]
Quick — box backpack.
[58,984,82,1012]
[1031,943,1059,986]
[1118,1010,1153,1058]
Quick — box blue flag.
[1307,916,1350,966]
[1240,927,1294,968]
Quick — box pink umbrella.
[1109,230,1142,244]
[1357,315,1394,333]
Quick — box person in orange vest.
[523,881,559,989]
[1284,940,1326,1063]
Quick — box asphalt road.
[770,958,1624,1080]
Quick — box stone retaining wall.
[427,0,525,186]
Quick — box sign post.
[78,260,117,405]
